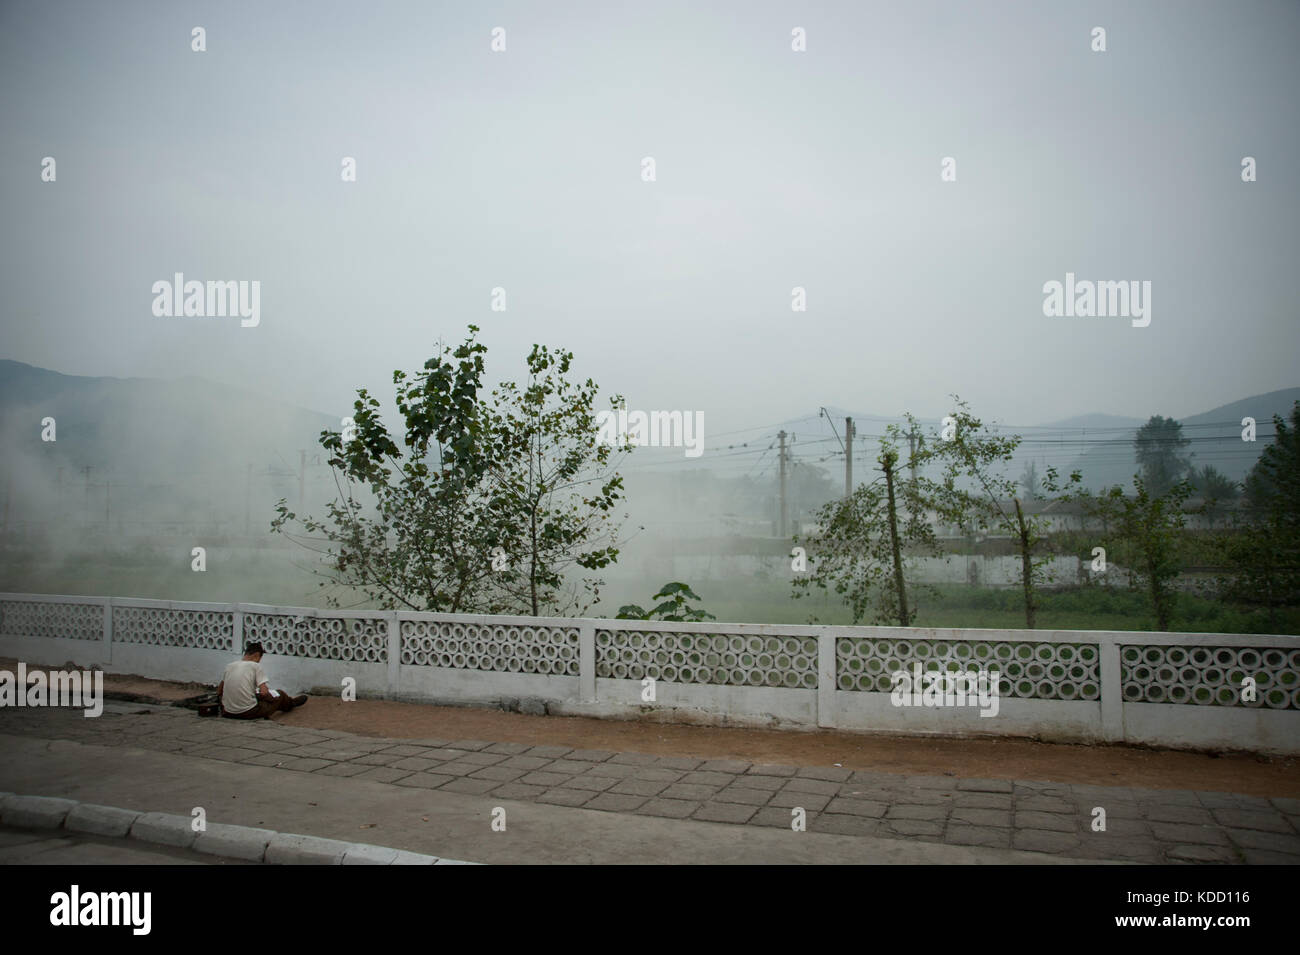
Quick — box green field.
[3,547,1296,635]
[698,579,1300,635]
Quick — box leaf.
[653,581,695,598]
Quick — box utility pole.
[777,430,788,538]
[907,424,920,488]
[845,417,855,499]
[881,451,909,627]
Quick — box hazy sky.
[3,0,1298,443]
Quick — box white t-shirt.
[221,660,269,714]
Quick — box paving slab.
[715,786,773,806]
[783,778,842,796]
[824,797,888,818]
[1014,830,1083,854]
[693,801,759,824]
[584,792,650,813]
[699,759,752,774]
[1,707,1293,865]
[1211,809,1294,833]
[797,766,853,782]
[811,814,880,837]
[1015,811,1076,833]
[1167,844,1240,863]
[945,824,1011,849]
[1148,822,1231,846]
[609,778,671,797]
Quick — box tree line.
[793,398,1300,632]
[272,328,1299,633]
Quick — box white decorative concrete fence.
[2,592,1297,755]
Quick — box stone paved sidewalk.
[2,704,1297,864]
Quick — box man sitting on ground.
[217,642,307,719]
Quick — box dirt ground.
[18,661,1295,799]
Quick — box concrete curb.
[130,811,197,849]
[0,793,78,829]
[66,802,142,838]
[193,822,278,862]
[0,792,477,865]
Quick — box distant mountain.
[3,359,1296,536]
[1060,389,1300,491]
[1034,413,1145,431]
[0,359,339,529]
[0,359,336,473]
[785,394,1297,494]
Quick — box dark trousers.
[221,689,301,720]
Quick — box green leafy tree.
[792,423,942,626]
[1244,402,1300,511]
[1189,464,1240,527]
[1218,402,1300,625]
[270,329,512,610]
[486,344,631,616]
[271,326,631,615]
[616,582,716,622]
[926,399,1082,629]
[1075,476,1195,631]
[1019,461,1040,501]
[1133,415,1192,497]
[1191,465,1239,502]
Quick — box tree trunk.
[883,455,909,627]
[1014,498,1036,629]
[1147,553,1169,631]
[529,504,539,616]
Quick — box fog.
[2,1,1298,622]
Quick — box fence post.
[232,606,244,655]
[387,614,401,700]
[103,597,113,666]
[817,632,836,728]
[579,621,596,703]
[1099,634,1123,742]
